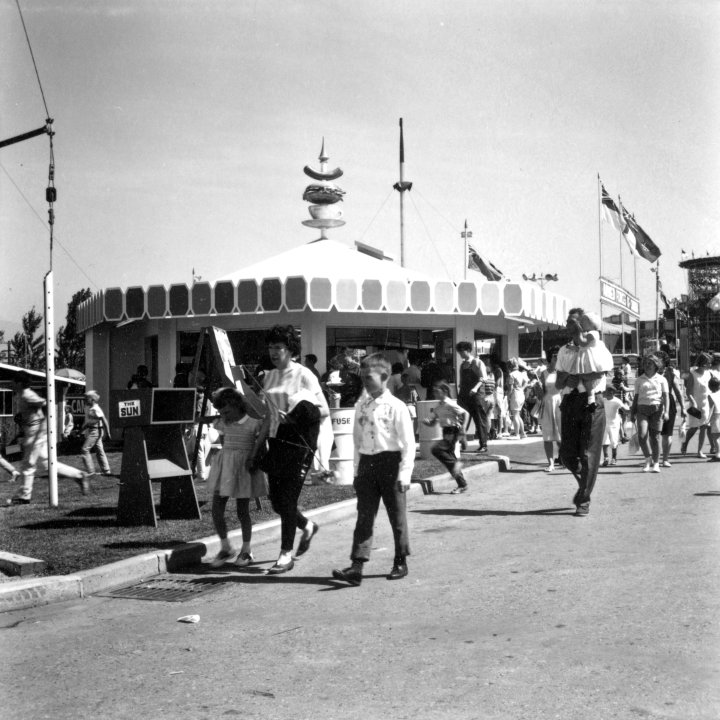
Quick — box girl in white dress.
[207,387,268,568]
[539,346,562,471]
[682,352,712,458]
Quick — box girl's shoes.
[660,460,672,468]
[234,551,254,567]
[210,548,235,568]
[602,459,609,467]
[697,452,707,459]
[544,463,555,473]
[642,459,652,472]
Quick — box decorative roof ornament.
[302,138,346,242]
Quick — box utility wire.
[407,191,453,281]
[356,188,394,243]
[0,162,100,290]
[15,0,51,118]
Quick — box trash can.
[417,400,442,460]
[329,407,355,485]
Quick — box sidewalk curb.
[0,456,508,613]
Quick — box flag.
[620,207,661,263]
[468,244,504,281]
[601,184,623,232]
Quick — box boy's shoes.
[210,548,235,568]
[296,522,319,557]
[476,446,488,454]
[450,486,467,494]
[574,503,590,517]
[602,459,609,467]
[697,452,707,459]
[100,470,113,476]
[4,497,30,506]
[332,565,363,586]
[267,558,294,575]
[387,559,408,580]
[660,460,672,468]
[610,458,617,465]
[234,552,254,567]
[75,473,91,495]
[651,463,661,473]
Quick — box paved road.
[1,438,719,720]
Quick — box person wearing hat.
[81,390,112,477]
[5,371,88,506]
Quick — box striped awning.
[76,241,570,332]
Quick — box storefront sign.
[118,399,141,418]
[600,278,640,318]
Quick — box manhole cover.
[102,576,225,602]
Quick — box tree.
[56,288,92,372]
[9,307,45,369]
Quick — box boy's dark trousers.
[431,428,466,488]
[351,451,410,562]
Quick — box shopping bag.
[678,420,687,443]
[628,431,641,455]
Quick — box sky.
[2,0,719,339]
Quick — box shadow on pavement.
[694,491,720,496]
[413,506,573,518]
[105,539,189,550]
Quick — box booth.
[110,387,200,527]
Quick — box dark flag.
[621,209,662,263]
[468,244,505,281]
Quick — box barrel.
[329,407,355,485]
[417,401,442,459]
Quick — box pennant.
[601,184,623,232]
[468,244,504,281]
[621,208,661,263]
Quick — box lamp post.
[521,273,559,357]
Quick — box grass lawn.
[0,447,477,577]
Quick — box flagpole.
[597,174,604,339]
[393,118,413,268]
[655,260,660,349]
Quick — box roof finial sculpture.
[302,139,345,242]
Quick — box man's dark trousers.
[559,391,606,507]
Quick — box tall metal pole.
[654,260,661,349]
[44,271,58,506]
[461,220,471,281]
[597,175,604,339]
[393,118,412,268]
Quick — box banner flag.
[621,207,662,263]
[601,184,623,232]
[468,244,504,281]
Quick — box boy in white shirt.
[332,353,416,586]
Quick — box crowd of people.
[2,315,719,584]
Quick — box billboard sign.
[600,277,640,319]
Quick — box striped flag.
[601,184,623,232]
[468,244,505,281]
[620,207,662,263]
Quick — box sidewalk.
[1,436,718,720]
[0,440,513,613]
